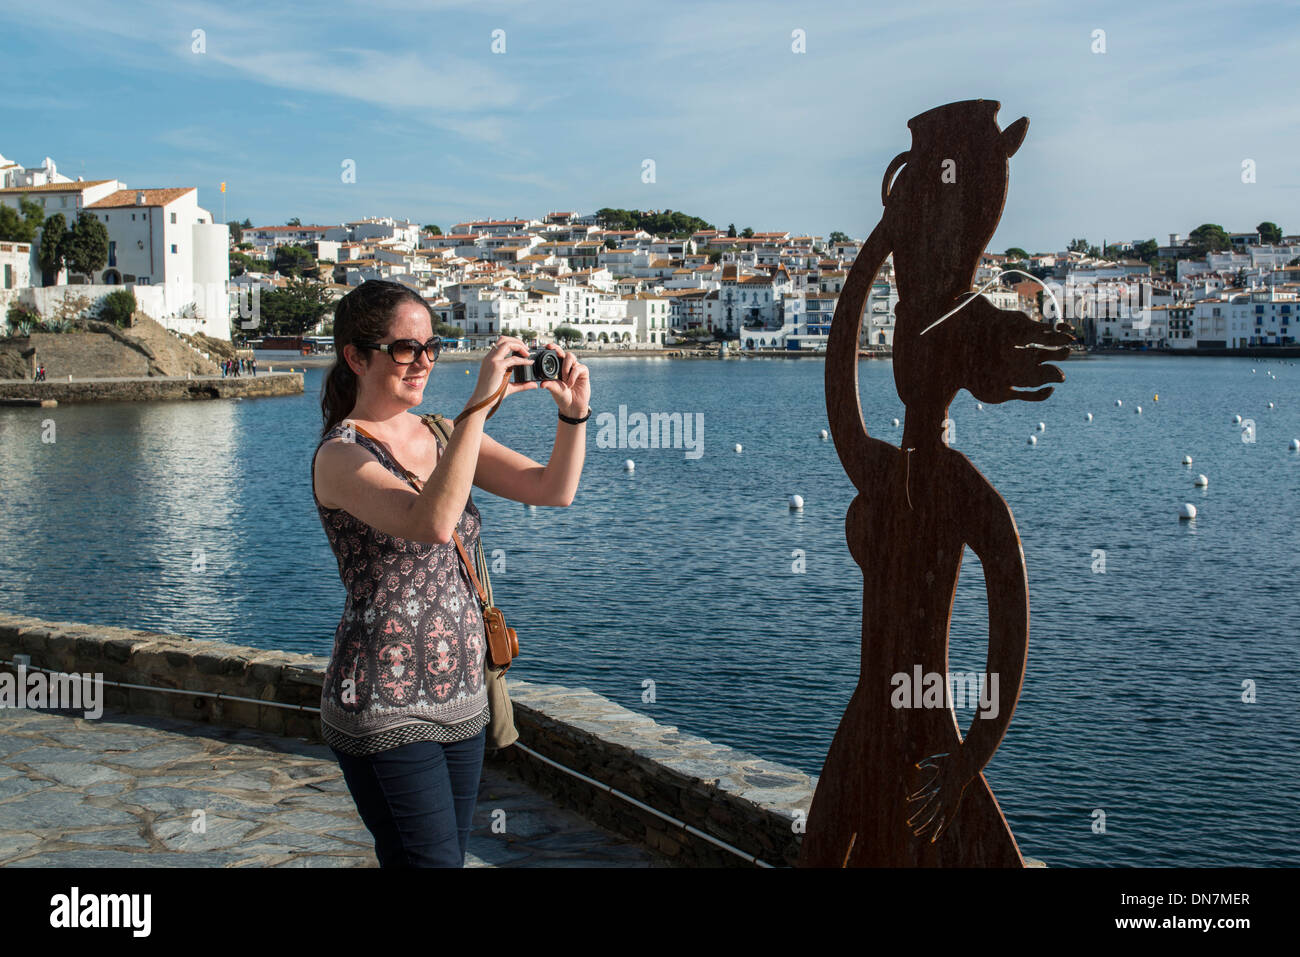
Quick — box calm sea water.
[1,352,1296,867]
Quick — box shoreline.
[0,370,303,404]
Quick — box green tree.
[741,226,754,238]
[0,197,46,243]
[37,213,70,285]
[1133,239,1160,263]
[829,231,851,244]
[227,220,244,244]
[1067,237,1090,254]
[229,251,272,276]
[1004,247,1030,261]
[423,224,442,235]
[552,325,582,345]
[274,244,316,277]
[67,212,109,278]
[435,321,463,339]
[99,289,136,327]
[257,277,334,336]
[1188,223,1229,256]
[727,223,737,238]
[593,207,713,238]
[286,217,302,226]
[1257,221,1282,245]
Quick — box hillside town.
[2,149,1298,354]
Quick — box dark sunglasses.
[352,337,442,364]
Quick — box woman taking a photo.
[310,279,590,867]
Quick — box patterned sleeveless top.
[311,416,489,756]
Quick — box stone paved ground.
[0,708,670,868]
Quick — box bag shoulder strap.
[349,418,492,609]
[421,414,494,608]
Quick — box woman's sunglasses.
[352,337,442,364]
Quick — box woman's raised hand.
[466,335,537,413]
[536,342,591,417]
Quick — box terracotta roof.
[86,187,195,208]
[0,179,115,194]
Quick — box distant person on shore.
[311,279,590,868]
[221,359,228,378]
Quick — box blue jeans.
[331,730,486,868]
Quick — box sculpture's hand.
[946,295,1073,404]
[905,751,974,843]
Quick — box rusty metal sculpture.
[799,100,1073,867]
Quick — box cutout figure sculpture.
[799,100,1073,867]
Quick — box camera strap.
[454,371,510,426]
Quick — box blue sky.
[2,0,1297,252]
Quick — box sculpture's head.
[882,101,1029,416]
[881,100,1027,299]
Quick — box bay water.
[1,352,1295,866]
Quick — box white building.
[1,241,32,295]
[82,187,230,338]
[621,292,670,346]
[0,153,75,189]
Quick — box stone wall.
[0,613,811,867]
[0,371,303,403]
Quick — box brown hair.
[319,280,433,436]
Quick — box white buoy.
[1135,406,1142,414]
[1085,412,1093,422]
[525,503,536,511]
[788,494,804,510]
[1027,435,1038,445]
[976,404,983,411]
[1182,455,1193,465]
[1252,369,1256,373]
[1232,414,1242,424]
[819,429,828,440]
[891,418,900,427]
[1194,474,1208,487]
[1267,402,1275,409]
[1179,503,1197,520]
[1290,439,1300,451]
[1037,422,1046,432]
[624,459,635,472]
[1115,399,1122,407]
[734,444,743,453]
